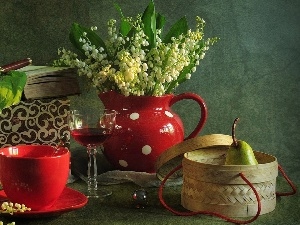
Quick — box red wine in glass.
[70,128,111,147]
[68,109,116,198]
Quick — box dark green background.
[1,1,300,225]
[1,0,299,184]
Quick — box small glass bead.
[132,189,148,209]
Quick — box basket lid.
[155,134,233,180]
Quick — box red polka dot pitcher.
[99,91,207,173]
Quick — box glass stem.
[87,145,98,196]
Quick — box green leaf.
[0,71,27,112]
[163,17,188,43]
[156,13,166,30]
[141,0,156,49]
[69,23,107,55]
[114,3,132,36]
[120,18,132,36]
[165,63,194,94]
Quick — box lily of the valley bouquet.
[55,0,218,96]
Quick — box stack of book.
[0,59,80,147]
[18,66,80,99]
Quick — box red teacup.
[0,145,70,210]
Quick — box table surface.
[0,174,299,225]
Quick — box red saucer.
[0,187,88,217]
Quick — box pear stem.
[232,118,239,148]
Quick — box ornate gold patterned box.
[0,98,70,147]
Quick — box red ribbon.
[158,164,296,224]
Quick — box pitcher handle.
[170,92,207,140]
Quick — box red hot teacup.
[0,145,70,210]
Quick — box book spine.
[0,58,32,73]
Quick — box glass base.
[86,188,112,198]
[71,164,112,198]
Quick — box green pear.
[225,118,258,165]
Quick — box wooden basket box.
[181,147,278,217]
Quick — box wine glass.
[68,109,116,198]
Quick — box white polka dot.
[130,112,140,120]
[119,160,128,167]
[142,145,152,155]
[165,111,173,117]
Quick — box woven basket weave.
[155,134,278,218]
[181,147,278,217]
